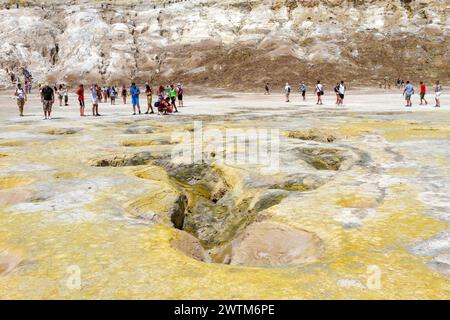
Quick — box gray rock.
[428,254,450,276]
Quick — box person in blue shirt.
[130,82,141,115]
[403,81,414,107]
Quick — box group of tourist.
[14,81,185,120]
[281,80,345,105]
[7,67,33,94]
[402,80,443,108]
[13,77,445,119]
[272,79,443,108]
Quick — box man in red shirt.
[419,81,428,105]
[76,84,85,116]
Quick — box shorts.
[147,95,152,105]
[79,98,85,107]
[339,94,345,99]
[178,94,183,101]
[171,96,176,104]
[132,96,139,106]
[43,100,53,112]
[92,97,98,105]
[420,93,425,99]
[405,94,412,100]
[17,98,25,108]
[435,92,441,98]
[301,91,306,97]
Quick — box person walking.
[434,81,442,108]
[110,86,117,105]
[102,86,108,103]
[9,70,16,84]
[265,83,270,95]
[130,82,141,115]
[23,79,28,94]
[419,81,428,105]
[121,85,127,104]
[57,84,64,106]
[403,81,414,107]
[96,85,102,104]
[299,82,306,101]
[76,84,85,116]
[334,83,340,105]
[315,81,324,105]
[63,85,69,106]
[284,83,291,102]
[338,81,346,106]
[40,84,55,120]
[14,83,27,117]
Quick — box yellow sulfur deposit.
[0,92,449,300]
[0,177,33,190]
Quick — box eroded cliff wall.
[0,0,448,88]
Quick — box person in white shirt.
[285,83,292,102]
[315,81,324,105]
[14,83,27,117]
[435,81,443,108]
[338,81,346,106]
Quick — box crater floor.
[0,88,449,299]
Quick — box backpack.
[316,85,324,95]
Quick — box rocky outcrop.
[0,0,448,89]
[429,254,450,276]
[132,159,327,268]
[91,151,154,167]
[213,221,324,267]
[287,129,337,143]
[0,247,25,275]
[298,148,346,171]
[170,230,212,263]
